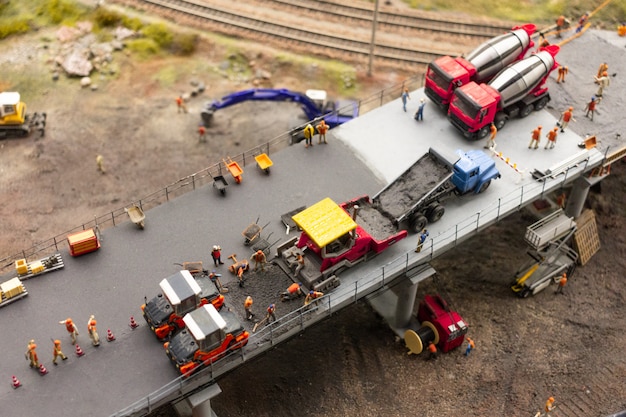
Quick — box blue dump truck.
[348,148,501,233]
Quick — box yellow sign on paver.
[292,197,356,248]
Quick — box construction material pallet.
[0,278,28,308]
[17,253,65,280]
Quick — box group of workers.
[302,119,329,148]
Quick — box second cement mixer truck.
[447,44,560,140]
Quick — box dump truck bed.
[373,151,452,222]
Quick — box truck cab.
[0,92,26,126]
[142,270,225,340]
[451,149,501,194]
[164,304,249,376]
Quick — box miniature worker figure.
[596,62,608,81]
[281,282,303,301]
[545,396,556,415]
[294,253,305,278]
[575,12,588,33]
[198,125,206,143]
[59,317,80,345]
[528,126,542,149]
[87,315,100,346]
[415,228,429,253]
[594,71,610,102]
[464,337,475,356]
[555,273,567,294]
[585,97,596,121]
[414,98,426,121]
[303,123,315,148]
[253,249,267,272]
[96,154,106,174]
[211,245,224,266]
[401,87,410,112]
[236,261,249,287]
[545,127,559,149]
[304,290,324,307]
[176,95,187,113]
[316,119,329,144]
[52,340,67,365]
[555,15,566,38]
[244,296,255,321]
[558,107,575,133]
[266,304,276,323]
[25,339,39,368]
[427,341,437,361]
[208,270,226,293]
[537,33,550,49]
[556,65,568,83]
[484,123,497,149]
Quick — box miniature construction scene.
[1,2,626,417]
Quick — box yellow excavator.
[0,92,46,138]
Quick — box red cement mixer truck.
[424,24,536,109]
[447,44,560,140]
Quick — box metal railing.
[0,75,425,274]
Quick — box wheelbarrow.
[223,157,243,184]
[212,174,229,195]
[125,205,145,229]
[242,216,270,246]
[254,153,273,174]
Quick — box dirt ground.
[1,3,626,417]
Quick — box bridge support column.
[367,263,436,337]
[565,175,599,219]
[173,383,222,417]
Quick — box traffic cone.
[11,375,21,389]
[129,316,139,329]
[75,344,85,357]
[106,328,116,342]
[38,363,48,376]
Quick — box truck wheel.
[534,96,549,111]
[426,204,445,223]
[409,214,427,234]
[519,103,534,118]
[476,125,490,139]
[478,180,491,193]
[494,114,507,130]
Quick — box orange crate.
[67,229,100,257]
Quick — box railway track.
[112,0,514,69]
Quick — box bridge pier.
[173,383,222,417]
[367,263,436,337]
[564,175,603,219]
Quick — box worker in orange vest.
[558,107,575,133]
[87,315,100,346]
[585,97,596,121]
[59,317,79,345]
[281,282,303,301]
[545,127,559,149]
[175,95,187,113]
[52,339,67,365]
[316,119,329,144]
[464,337,475,356]
[253,249,267,272]
[244,296,254,320]
[528,126,542,149]
[427,341,437,360]
[484,123,497,149]
[556,65,568,83]
[555,15,566,38]
[198,125,206,143]
[293,253,305,278]
[304,290,324,307]
[545,396,556,414]
[25,339,39,368]
[266,304,276,323]
[555,273,567,294]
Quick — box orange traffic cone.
[11,375,21,389]
[38,363,48,376]
[75,344,85,357]
[106,329,116,342]
[129,316,139,329]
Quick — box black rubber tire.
[427,204,445,223]
[476,125,490,139]
[520,103,534,118]
[409,213,427,234]
[494,113,507,130]
[478,180,491,193]
[534,96,549,111]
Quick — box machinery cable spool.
[404,320,439,355]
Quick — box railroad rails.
[112,0,513,69]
